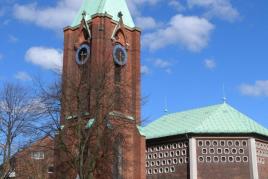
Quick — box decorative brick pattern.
[197,139,248,164]
[146,141,188,176]
[256,141,268,165]
[256,140,268,179]
[197,138,251,179]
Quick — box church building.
[1,0,268,179]
[56,0,268,179]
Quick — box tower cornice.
[64,14,141,32]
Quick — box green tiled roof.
[143,103,268,139]
[71,0,135,28]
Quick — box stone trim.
[190,138,197,179]
[108,111,135,121]
[248,138,259,179]
[64,14,141,32]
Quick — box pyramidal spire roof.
[143,103,268,139]
[71,0,135,28]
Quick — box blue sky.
[0,0,267,127]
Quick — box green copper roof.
[71,0,135,28]
[137,126,146,137]
[86,119,95,129]
[143,103,268,139]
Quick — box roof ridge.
[145,103,223,128]
[226,104,268,133]
[194,103,268,134]
[161,103,223,117]
[192,103,225,131]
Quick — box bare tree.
[60,62,124,179]
[34,76,62,137]
[0,82,41,178]
[33,51,140,178]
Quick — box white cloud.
[8,35,18,43]
[126,0,161,16]
[25,47,63,71]
[169,0,185,12]
[125,0,161,30]
[126,0,142,16]
[13,0,83,30]
[204,59,216,69]
[13,0,161,31]
[15,71,31,81]
[143,14,214,51]
[141,65,150,75]
[239,80,268,97]
[154,59,171,68]
[136,16,158,30]
[188,0,239,22]
[153,59,172,73]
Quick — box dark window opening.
[113,136,123,179]
[115,65,121,83]
[115,87,121,111]
[114,65,121,111]
[48,166,54,173]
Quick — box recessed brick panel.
[256,140,268,178]
[146,140,189,179]
[196,138,250,179]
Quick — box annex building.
[4,0,268,179]
[143,103,268,179]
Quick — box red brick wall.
[61,15,141,123]
[196,137,250,179]
[112,118,146,179]
[58,14,145,179]
[146,139,189,179]
[14,136,54,179]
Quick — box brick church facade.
[4,0,268,178]
[55,0,145,178]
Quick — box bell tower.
[61,0,142,124]
[58,0,145,178]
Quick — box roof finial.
[82,10,87,18]
[118,11,124,24]
[222,84,227,104]
[118,11,123,19]
[164,97,168,113]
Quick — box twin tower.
[57,0,146,178]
